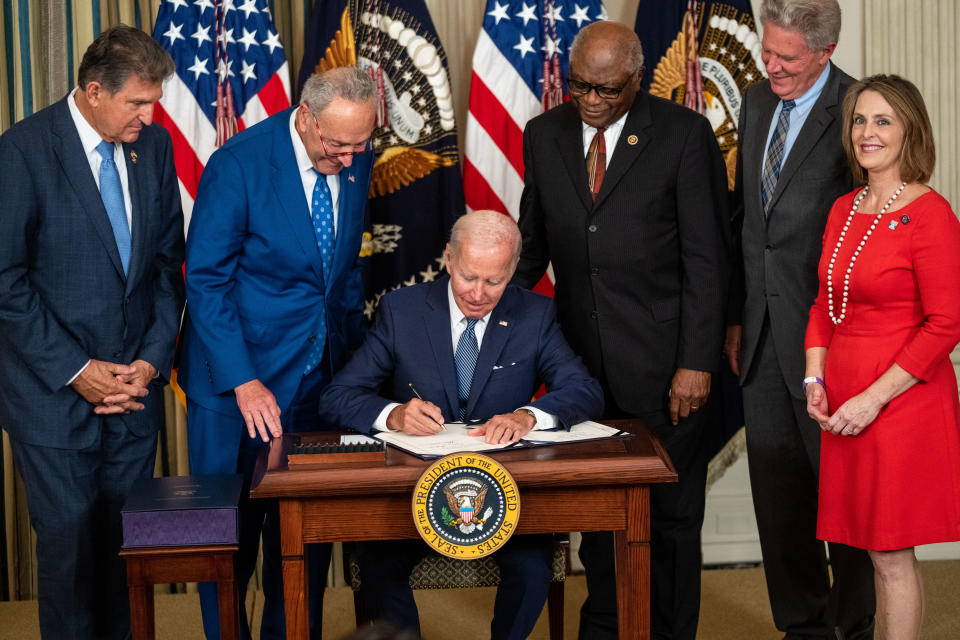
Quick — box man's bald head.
[448,210,522,264]
[570,21,644,76]
[567,21,644,128]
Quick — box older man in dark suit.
[0,26,184,640]
[726,1,875,638]
[320,210,603,639]
[514,20,729,640]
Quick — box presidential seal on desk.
[412,453,520,559]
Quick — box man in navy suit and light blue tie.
[0,26,184,640]
[178,66,377,639]
[319,210,604,639]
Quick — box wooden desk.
[250,419,676,640]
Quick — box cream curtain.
[864,0,959,208]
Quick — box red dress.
[806,188,960,550]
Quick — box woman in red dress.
[804,74,960,638]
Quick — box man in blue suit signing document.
[179,66,377,639]
[319,210,604,639]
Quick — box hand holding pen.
[384,384,447,435]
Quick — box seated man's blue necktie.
[304,169,336,374]
[455,318,479,420]
[96,140,131,274]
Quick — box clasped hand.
[387,399,536,444]
[806,383,883,436]
[71,358,155,414]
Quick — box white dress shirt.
[581,110,628,168]
[68,88,133,230]
[290,109,340,233]
[371,283,557,431]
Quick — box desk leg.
[279,499,309,640]
[215,551,240,640]
[616,486,651,640]
[124,557,156,640]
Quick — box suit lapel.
[425,278,460,418]
[555,106,593,212]
[123,141,145,292]
[593,96,653,210]
[328,164,360,292]
[766,66,844,214]
[51,99,126,279]
[270,109,326,287]
[465,294,512,419]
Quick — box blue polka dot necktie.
[760,99,796,213]
[455,318,479,421]
[95,140,131,274]
[304,169,335,374]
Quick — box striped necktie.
[760,99,796,212]
[455,318,479,420]
[586,127,607,200]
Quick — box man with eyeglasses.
[178,66,377,640]
[514,21,729,640]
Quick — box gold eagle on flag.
[649,3,764,189]
[312,6,457,198]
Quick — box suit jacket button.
[591,310,599,319]
[588,224,598,233]
[591,267,600,276]
[308,335,317,344]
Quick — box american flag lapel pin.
[129,150,137,164]
[348,174,355,182]
[499,320,508,326]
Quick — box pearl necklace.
[827,182,906,324]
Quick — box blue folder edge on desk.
[121,474,243,548]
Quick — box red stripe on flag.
[463,159,509,215]
[153,103,205,200]
[532,275,554,297]
[468,72,525,177]
[258,74,291,116]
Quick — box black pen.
[408,383,446,431]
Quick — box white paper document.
[373,420,627,458]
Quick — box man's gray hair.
[760,0,841,52]
[300,66,377,114]
[570,22,644,76]
[449,211,522,263]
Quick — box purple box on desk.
[122,474,243,548]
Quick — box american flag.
[464,0,605,294]
[151,0,291,229]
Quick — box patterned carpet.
[1,561,959,638]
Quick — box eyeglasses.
[310,111,372,158]
[566,77,629,100]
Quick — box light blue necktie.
[760,99,796,213]
[96,140,131,273]
[455,318,479,420]
[304,169,335,374]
